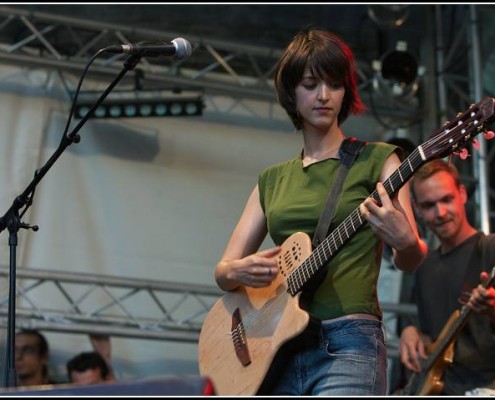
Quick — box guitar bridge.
[231,308,251,366]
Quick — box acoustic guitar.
[397,266,495,396]
[198,97,495,396]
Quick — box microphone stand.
[0,53,144,388]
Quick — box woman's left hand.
[360,182,416,250]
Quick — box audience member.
[14,329,58,386]
[66,351,113,385]
[66,334,115,385]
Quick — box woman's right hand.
[225,246,281,288]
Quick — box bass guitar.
[398,266,495,396]
[198,97,495,396]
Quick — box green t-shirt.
[258,142,398,320]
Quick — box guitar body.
[198,232,313,396]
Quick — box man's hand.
[465,271,495,316]
[399,325,429,373]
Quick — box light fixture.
[74,89,204,120]
[368,5,410,29]
[372,41,423,100]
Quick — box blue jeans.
[269,317,388,396]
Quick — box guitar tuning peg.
[459,148,470,160]
[483,130,495,140]
[453,148,470,160]
[472,139,481,151]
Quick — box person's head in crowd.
[15,329,51,386]
[66,351,110,385]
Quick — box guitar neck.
[287,148,426,295]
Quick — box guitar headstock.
[421,97,495,161]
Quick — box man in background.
[14,329,59,386]
[398,159,495,395]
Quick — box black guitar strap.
[312,137,366,247]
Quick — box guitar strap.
[312,137,366,247]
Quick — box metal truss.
[433,4,494,232]
[0,266,222,343]
[0,5,282,106]
[0,5,422,126]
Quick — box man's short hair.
[410,159,461,200]
[66,351,109,380]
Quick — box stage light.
[154,104,167,116]
[94,106,106,118]
[368,5,410,29]
[124,104,137,117]
[109,105,122,118]
[139,104,152,117]
[372,41,423,100]
[77,105,90,119]
[185,102,199,116]
[74,90,204,120]
[170,102,182,116]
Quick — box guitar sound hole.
[280,243,302,276]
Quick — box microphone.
[105,37,192,60]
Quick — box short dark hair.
[66,351,109,381]
[274,27,365,130]
[17,329,49,357]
